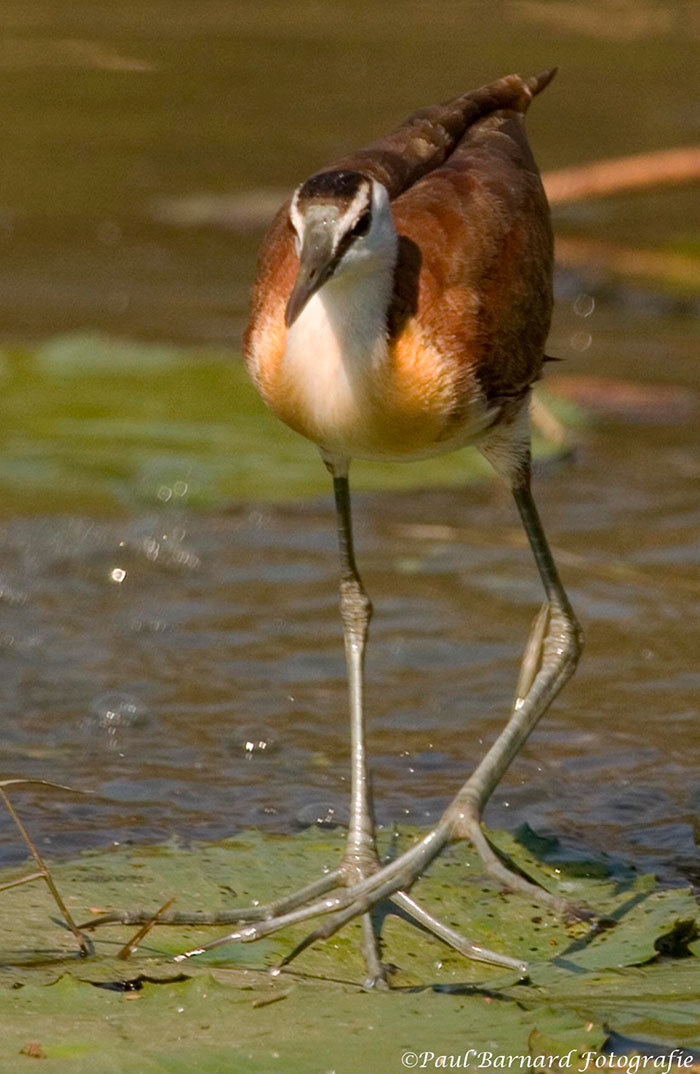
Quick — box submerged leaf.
[0,336,584,515]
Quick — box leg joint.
[548,604,584,668]
[339,576,372,635]
[442,796,480,840]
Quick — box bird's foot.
[170,827,529,981]
[79,817,603,984]
[79,829,527,984]
[445,801,597,925]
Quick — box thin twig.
[117,897,176,960]
[252,989,292,1009]
[0,778,92,795]
[0,786,91,956]
[0,871,46,893]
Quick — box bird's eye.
[350,211,371,238]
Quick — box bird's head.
[285,169,396,327]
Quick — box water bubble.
[245,739,265,755]
[570,330,592,353]
[136,459,215,511]
[83,692,149,749]
[120,520,201,572]
[231,727,276,759]
[129,617,169,634]
[573,293,595,318]
[295,801,348,829]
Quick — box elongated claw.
[175,850,527,977]
[463,819,595,924]
[78,868,344,932]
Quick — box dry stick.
[160,147,700,234]
[0,871,45,893]
[252,990,292,1009]
[543,146,700,205]
[0,787,91,956]
[117,897,176,960]
[542,146,700,289]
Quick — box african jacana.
[85,70,587,987]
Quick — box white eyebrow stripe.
[334,181,371,243]
[289,187,304,236]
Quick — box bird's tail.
[328,69,558,199]
[524,68,558,103]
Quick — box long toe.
[78,867,345,932]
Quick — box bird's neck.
[284,242,398,376]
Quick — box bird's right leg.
[81,459,389,982]
[324,459,387,983]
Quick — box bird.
[83,70,588,987]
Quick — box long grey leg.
[330,463,378,877]
[329,460,387,984]
[450,476,582,817]
[440,471,585,913]
[81,460,386,973]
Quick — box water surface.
[0,1,698,891]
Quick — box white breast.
[280,266,392,454]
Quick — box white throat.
[282,185,398,453]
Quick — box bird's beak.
[285,225,336,327]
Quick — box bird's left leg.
[81,460,389,982]
[439,476,589,919]
[329,461,380,880]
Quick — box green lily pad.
[0,334,584,516]
[0,826,697,1072]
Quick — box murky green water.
[0,2,698,889]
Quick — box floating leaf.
[0,827,697,1070]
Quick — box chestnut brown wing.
[391,108,553,407]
